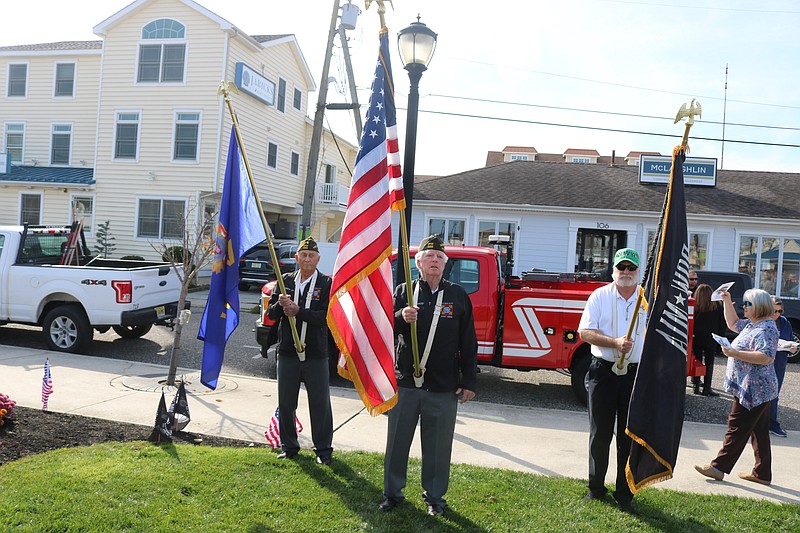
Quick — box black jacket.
[393,278,478,392]
[267,270,332,360]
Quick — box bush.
[0,393,16,426]
[162,246,192,266]
[120,255,146,261]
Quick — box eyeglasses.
[742,301,753,308]
[775,309,784,314]
[688,277,698,281]
[616,264,638,272]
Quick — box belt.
[594,357,638,371]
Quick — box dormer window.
[510,154,529,161]
[137,19,186,83]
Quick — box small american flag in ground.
[264,407,304,450]
[41,358,53,411]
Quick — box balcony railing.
[316,182,349,207]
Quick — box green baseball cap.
[613,248,640,267]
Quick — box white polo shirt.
[578,282,646,364]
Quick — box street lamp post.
[396,17,437,286]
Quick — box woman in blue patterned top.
[694,288,779,486]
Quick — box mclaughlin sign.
[234,63,275,106]
[639,155,717,186]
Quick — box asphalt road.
[1,286,798,432]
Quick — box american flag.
[327,29,401,416]
[41,358,53,411]
[264,407,303,450]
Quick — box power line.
[407,108,800,149]
[425,93,800,132]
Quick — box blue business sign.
[234,62,275,106]
[639,155,717,186]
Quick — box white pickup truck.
[0,225,183,352]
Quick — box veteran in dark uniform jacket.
[379,235,478,517]
[267,237,334,465]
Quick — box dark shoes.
[315,455,331,465]
[426,503,445,516]
[378,498,400,513]
[614,496,636,515]
[276,451,297,460]
[702,389,719,397]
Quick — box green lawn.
[1,443,798,532]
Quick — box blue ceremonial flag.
[198,127,266,389]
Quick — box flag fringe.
[625,427,675,493]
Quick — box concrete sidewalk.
[1,345,798,504]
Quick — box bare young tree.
[151,202,217,386]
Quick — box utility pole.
[299,1,362,241]
[338,25,362,135]
[300,0,340,240]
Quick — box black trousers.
[587,358,636,503]
[277,355,333,458]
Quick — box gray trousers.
[383,387,458,506]
[277,355,333,457]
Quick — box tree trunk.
[166,283,191,386]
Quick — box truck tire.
[570,350,592,406]
[112,324,153,339]
[239,282,250,291]
[788,327,800,364]
[43,305,92,353]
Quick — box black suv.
[238,241,297,291]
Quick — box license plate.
[251,262,262,269]
[155,305,165,317]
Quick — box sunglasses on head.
[616,264,638,272]
[742,301,753,308]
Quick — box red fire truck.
[255,239,701,404]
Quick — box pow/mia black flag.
[169,381,191,432]
[149,392,173,443]
[625,145,690,492]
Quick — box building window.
[290,151,300,176]
[54,63,75,97]
[277,78,287,113]
[173,112,200,161]
[114,112,140,160]
[20,193,41,225]
[737,235,800,296]
[137,198,186,239]
[137,19,186,83]
[4,123,24,163]
[267,142,278,169]
[324,164,336,184]
[71,195,95,237]
[429,218,465,246]
[509,154,528,161]
[477,221,516,247]
[571,157,591,163]
[50,124,72,165]
[7,64,27,97]
[293,87,302,110]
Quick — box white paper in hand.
[712,333,732,348]
[778,339,800,351]
[711,282,736,301]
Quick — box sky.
[3,0,800,176]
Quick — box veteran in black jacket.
[267,237,334,465]
[379,235,478,517]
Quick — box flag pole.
[616,288,643,371]
[371,2,422,379]
[217,81,304,355]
